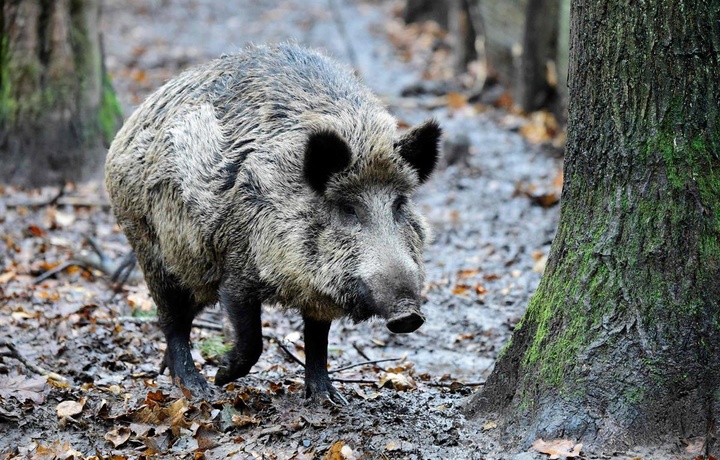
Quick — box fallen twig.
[0,339,68,384]
[4,185,65,209]
[426,380,485,387]
[270,336,306,368]
[54,196,111,209]
[352,342,372,361]
[93,316,225,332]
[34,260,96,284]
[329,357,400,374]
[331,378,377,384]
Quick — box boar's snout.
[386,306,425,333]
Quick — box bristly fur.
[105,43,442,395]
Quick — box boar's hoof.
[305,381,349,407]
[214,362,253,387]
[386,311,425,333]
[160,347,210,397]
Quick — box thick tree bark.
[0,0,121,187]
[469,0,720,452]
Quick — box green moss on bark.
[99,74,122,145]
[0,35,15,123]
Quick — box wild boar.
[105,43,440,404]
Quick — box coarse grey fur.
[105,43,441,402]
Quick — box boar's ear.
[304,130,352,194]
[395,119,442,184]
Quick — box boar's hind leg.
[214,290,263,386]
[303,316,349,406]
[147,272,209,394]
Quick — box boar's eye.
[338,202,359,224]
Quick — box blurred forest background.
[1,1,718,459]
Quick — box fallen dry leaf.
[481,420,497,431]
[104,426,132,448]
[231,413,261,427]
[0,374,48,404]
[56,398,85,418]
[531,438,583,459]
[451,284,471,296]
[52,209,76,228]
[452,283,487,296]
[27,224,46,237]
[166,398,191,434]
[379,372,416,391]
[457,268,480,279]
[324,440,354,460]
[533,254,548,273]
[32,441,81,460]
[354,388,381,400]
[520,110,559,144]
[447,92,468,110]
[0,269,16,284]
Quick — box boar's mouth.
[346,278,384,322]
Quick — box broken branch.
[0,340,68,384]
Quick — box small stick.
[47,185,65,206]
[425,381,485,387]
[331,378,377,384]
[5,185,65,209]
[0,340,68,383]
[352,342,372,361]
[329,357,400,374]
[93,316,224,332]
[34,260,95,284]
[194,319,224,331]
[271,336,306,368]
[56,196,111,209]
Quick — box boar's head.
[303,120,441,333]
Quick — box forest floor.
[0,1,689,459]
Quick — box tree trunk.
[0,0,122,187]
[403,0,450,28]
[476,0,563,113]
[468,0,720,453]
[517,0,559,112]
[403,0,478,75]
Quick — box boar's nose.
[387,310,425,333]
[385,296,424,333]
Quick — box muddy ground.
[0,1,681,459]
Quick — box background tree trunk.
[0,0,121,187]
[403,0,566,114]
[468,0,720,452]
[477,0,561,113]
[517,0,559,112]
[403,0,478,75]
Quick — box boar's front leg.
[303,316,348,406]
[214,289,263,386]
[150,275,209,395]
